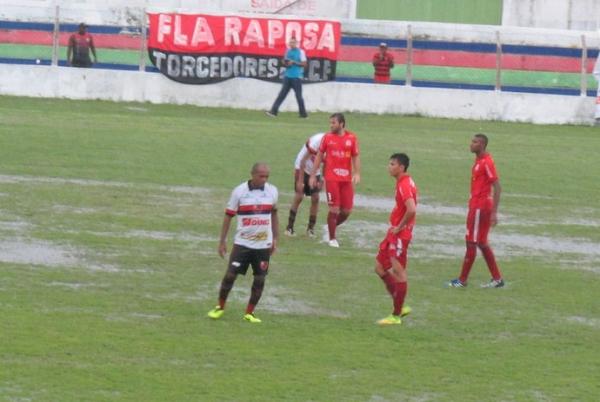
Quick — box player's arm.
[90,36,97,63]
[391,198,416,234]
[491,180,501,226]
[218,214,233,258]
[270,207,279,255]
[352,154,361,185]
[67,36,74,65]
[309,151,324,188]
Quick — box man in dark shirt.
[67,23,97,68]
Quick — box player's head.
[471,133,488,154]
[329,113,346,133]
[389,153,409,177]
[78,23,87,34]
[379,42,387,54]
[250,162,270,187]
[289,37,298,48]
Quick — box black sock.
[287,209,297,230]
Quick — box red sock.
[336,212,349,226]
[393,282,407,316]
[218,298,226,309]
[481,246,502,280]
[245,303,255,314]
[459,243,477,283]
[327,212,338,240]
[380,271,396,296]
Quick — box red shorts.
[376,232,410,270]
[325,180,354,210]
[465,208,492,244]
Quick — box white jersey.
[225,181,278,249]
[294,133,325,175]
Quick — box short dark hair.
[474,133,488,147]
[390,153,410,170]
[330,113,345,127]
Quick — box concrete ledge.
[1,64,594,125]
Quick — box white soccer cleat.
[328,239,340,248]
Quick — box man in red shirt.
[309,113,360,248]
[449,134,504,288]
[67,23,97,68]
[375,153,417,325]
[372,42,394,84]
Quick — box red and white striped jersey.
[225,181,278,249]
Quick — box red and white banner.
[147,13,341,84]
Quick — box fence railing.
[1,6,598,97]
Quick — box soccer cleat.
[377,314,402,325]
[265,111,276,118]
[243,313,262,323]
[481,278,505,288]
[284,228,296,237]
[448,278,467,288]
[306,228,316,238]
[207,306,224,319]
[400,305,412,317]
[328,239,340,248]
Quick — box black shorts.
[227,244,271,276]
[295,171,321,197]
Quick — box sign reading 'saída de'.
[147,13,341,85]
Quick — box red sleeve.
[351,135,359,156]
[319,134,328,153]
[398,180,413,203]
[484,159,498,183]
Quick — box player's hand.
[491,211,498,227]
[308,175,317,189]
[390,225,401,235]
[295,180,304,194]
[352,173,361,185]
[218,241,227,258]
[270,239,277,255]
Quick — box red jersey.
[389,174,418,240]
[373,52,394,79]
[469,152,498,210]
[319,131,359,182]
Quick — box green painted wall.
[356,0,502,25]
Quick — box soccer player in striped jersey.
[207,163,279,323]
[449,134,505,289]
[285,132,325,238]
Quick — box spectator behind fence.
[373,42,394,84]
[67,23,97,68]
[593,52,600,126]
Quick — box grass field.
[0,96,599,401]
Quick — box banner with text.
[147,13,340,84]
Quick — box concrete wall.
[1,64,594,125]
[503,0,600,31]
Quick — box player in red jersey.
[375,153,417,325]
[449,134,505,288]
[308,113,360,248]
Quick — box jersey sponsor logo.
[242,217,270,226]
[240,231,269,241]
[333,168,349,176]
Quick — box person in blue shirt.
[266,37,308,118]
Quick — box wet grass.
[0,96,599,401]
